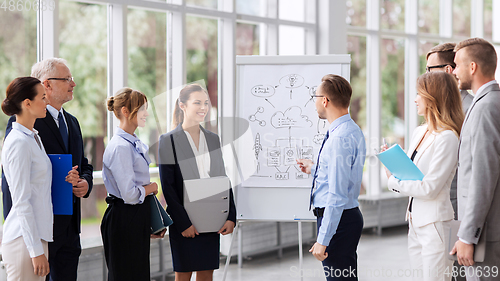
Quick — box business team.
[2,37,499,281]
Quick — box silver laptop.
[183,176,231,233]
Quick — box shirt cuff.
[28,240,45,258]
[137,185,147,204]
[316,232,332,246]
[459,238,472,245]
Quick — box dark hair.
[2,77,42,116]
[426,42,457,68]
[172,84,208,127]
[455,38,497,77]
[107,87,147,121]
[320,74,352,108]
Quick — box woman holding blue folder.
[158,84,236,281]
[100,88,165,281]
[382,72,464,281]
[1,77,53,280]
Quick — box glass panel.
[279,25,305,55]
[278,0,305,22]
[381,0,405,31]
[381,38,405,148]
[236,0,265,17]
[418,0,439,34]
[0,8,36,141]
[484,0,493,39]
[186,16,218,132]
[59,0,107,171]
[236,23,260,55]
[346,0,366,27]
[127,9,167,164]
[185,0,217,10]
[59,0,107,233]
[453,0,471,37]
[347,36,368,195]
[418,41,439,74]
[347,36,367,131]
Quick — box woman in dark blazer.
[158,84,236,281]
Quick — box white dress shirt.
[46,104,68,131]
[184,129,211,179]
[1,122,53,258]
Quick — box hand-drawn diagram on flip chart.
[237,60,346,188]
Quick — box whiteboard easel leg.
[298,221,303,281]
[238,221,243,268]
[222,222,239,281]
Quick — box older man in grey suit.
[426,42,474,221]
[450,38,500,281]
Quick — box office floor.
[163,225,412,281]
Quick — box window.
[346,0,366,27]
[127,8,167,163]
[279,25,305,55]
[0,8,37,143]
[279,0,304,22]
[347,36,367,131]
[186,15,218,132]
[185,0,217,10]
[381,38,405,147]
[418,0,439,34]
[236,0,265,17]
[59,0,107,223]
[59,0,107,171]
[453,0,471,37]
[236,23,261,55]
[484,0,493,39]
[381,0,405,31]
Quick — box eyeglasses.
[425,64,452,73]
[47,77,74,83]
[312,95,329,101]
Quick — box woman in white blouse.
[158,84,236,281]
[382,72,465,281]
[1,77,59,280]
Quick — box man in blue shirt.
[297,74,366,280]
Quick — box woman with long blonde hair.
[383,71,464,281]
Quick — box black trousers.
[101,195,152,281]
[317,207,363,281]
[47,216,81,281]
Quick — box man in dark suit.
[1,58,93,281]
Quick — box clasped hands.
[65,165,88,197]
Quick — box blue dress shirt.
[312,114,366,245]
[102,128,151,205]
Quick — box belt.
[313,207,325,217]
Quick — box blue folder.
[376,144,424,181]
[48,154,73,215]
